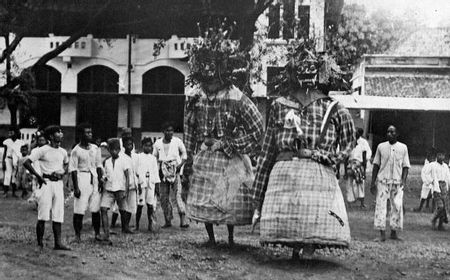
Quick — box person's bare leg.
[374,230,386,242]
[227,225,234,246]
[390,230,402,241]
[100,208,111,243]
[204,223,216,245]
[291,248,300,260]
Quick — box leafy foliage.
[326,4,421,72]
[267,38,348,95]
[186,20,255,93]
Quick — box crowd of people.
[0,27,448,260]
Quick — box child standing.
[121,136,138,234]
[99,138,132,244]
[17,144,32,199]
[414,148,436,212]
[3,126,25,197]
[135,137,160,231]
[430,151,450,230]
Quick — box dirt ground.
[1,165,450,280]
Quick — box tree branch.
[239,0,274,50]
[32,0,114,69]
[0,34,23,64]
[0,0,113,96]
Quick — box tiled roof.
[365,75,450,98]
[388,28,450,56]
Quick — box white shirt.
[103,155,132,192]
[68,144,102,176]
[137,153,160,187]
[28,145,69,175]
[153,137,187,165]
[30,147,42,175]
[3,138,25,165]
[121,152,139,189]
[350,137,372,162]
[373,141,410,184]
[421,161,434,187]
[430,161,450,193]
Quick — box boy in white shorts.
[23,125,70,250]
[70,123,103,242]
[135,137,160,231]
[99,138,132,243]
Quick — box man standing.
[370,125,410,241]
[345,128,372,208]
[23,125,71,250]
[69,123,103,242]
[153,122,188,228]
[2,126,24,197]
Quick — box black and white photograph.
[0,0,449,279]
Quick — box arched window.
[34,65,61,91]
[77,65,119,141]
[141,66,185,132]
[26,65,61,128]
[78,65,119,93]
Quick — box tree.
[326,4,421,73]
[0,0,116,126]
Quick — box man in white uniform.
[70,123,103,242]
[24,126,70,250]
[2,126,24,197]
[370,125,410,242]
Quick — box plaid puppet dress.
[184,86,263,225]
[253,94,355,248]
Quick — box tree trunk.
[8,103,18,127]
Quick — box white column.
[60,67,77,127]
[310,0,325,52]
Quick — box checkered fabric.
[183,86,264,166]
[260,159,350,248]
[186,150,255,225]
[253,95,355,208]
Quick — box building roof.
[388,27,450,56]
[365,75,450,98]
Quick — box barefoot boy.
[135,137,160,231]
[99,138,132,243]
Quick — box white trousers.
[73,172,101,215]
[3,157,16,186]
[138,182,157,207]
[36,180,64,223]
